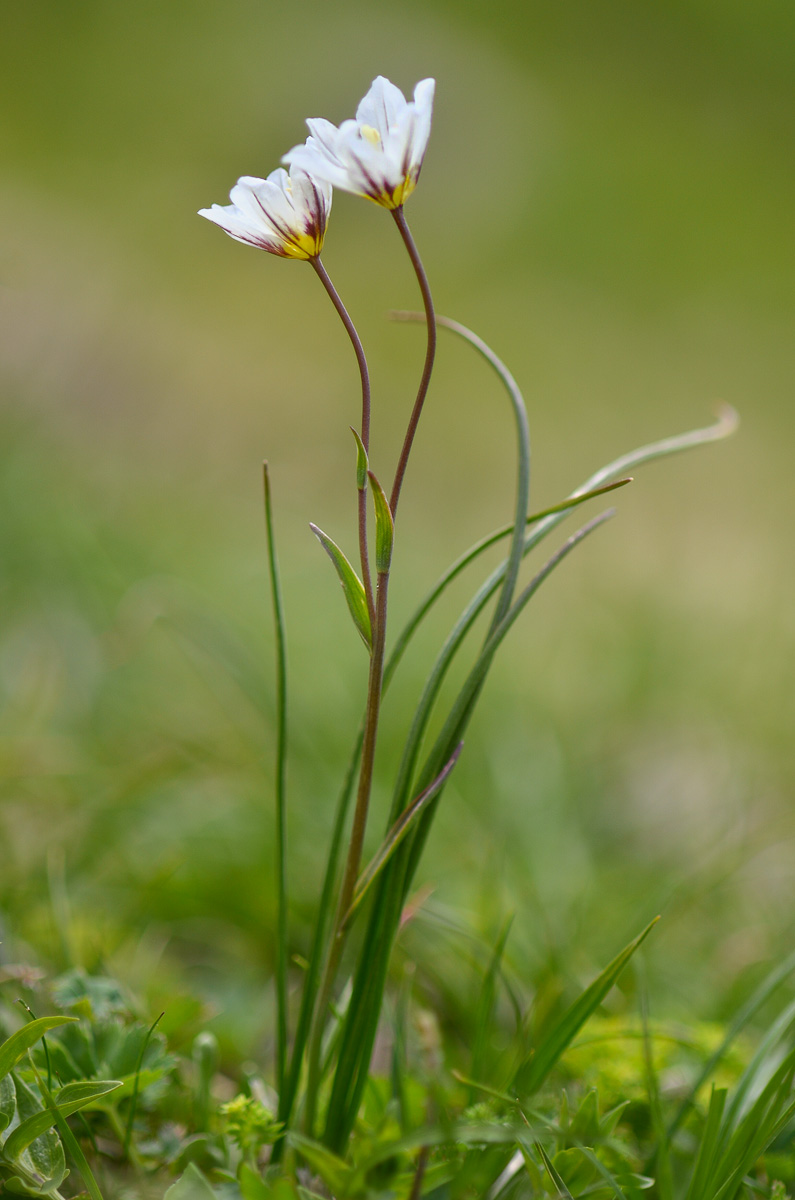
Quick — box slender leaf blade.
[515,918,659,1095]
[310,523,372,650]
[0,1019,77,1083]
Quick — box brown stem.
[310,256,375,625]
[389,206,436,518]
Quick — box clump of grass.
[6,68,785,1200]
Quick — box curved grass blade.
[265,462,290,1101]
[383,400,736,700]
[514,918,659,1096]
[669,944,795,1139]
[430,316,531,632]
[402,511,616,890]
[722,993,795,1130]
[343,743,463,927]
[123,1011,163,1159]
[309,523,372,651]
[384,477,631,691]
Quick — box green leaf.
[350,428,368,491]
[310,524,372,650]
[515,918,659,1095]
[164,1163,219,1200]
[535,1141,575,1197]
[3,1079,122,1159]
[0,1019,77,1084]
[288,1132,351,1197]
[684,1086,727,1200]
[367,471,394,574]
[0,1074,15,1134]
[24,1122,66,1193]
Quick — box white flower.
[284,76,435,210]
[198,167,331,260]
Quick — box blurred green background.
[1,0,794,1051]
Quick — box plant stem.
[310,256,375,624]
[389,207,436,518]
[304,567,390,1133]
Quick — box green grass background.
[1,0,794,1054]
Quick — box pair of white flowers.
[199,76,435,261]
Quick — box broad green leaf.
[367,471,394,574]
[0,1019,77,1083]
[310,524,372,650]
[164,1162,219,1200]
[3,1079,122,1158]
[0,1074,15,1134]
[24,1122,66,1193]
[515,918,659,1095]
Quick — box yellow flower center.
[360,124,382,147]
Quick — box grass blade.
[343,743,463,926]
[264,462,290,1101]
[515,918,659,1095]
[535,1140,575,1197]
[669,945,795,1138]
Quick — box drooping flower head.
[198,167,331,259]
[284,76,435,210]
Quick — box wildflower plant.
[194,74,744,1193]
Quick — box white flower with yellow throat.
[284,76,435,210]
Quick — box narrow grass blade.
[669,946,795,1139]
[265,462,290,1101]
[471,916,514,1090]
[515,918,659,1095]
[535,1141,575,1197]
[575,1146,633,1199]
[309,522,372,651]
[343,743,463,926]
[722,993,795,1130]
[275,728,362,1146]
[123,1011,163,1158]
[710,1046,795,1200]
[0,1017,77,1082]
[684,1086,727,1200]
[403,511,616,890]
[639,982,673,1200]
[430,316,532,633]
[384,478,631,692]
